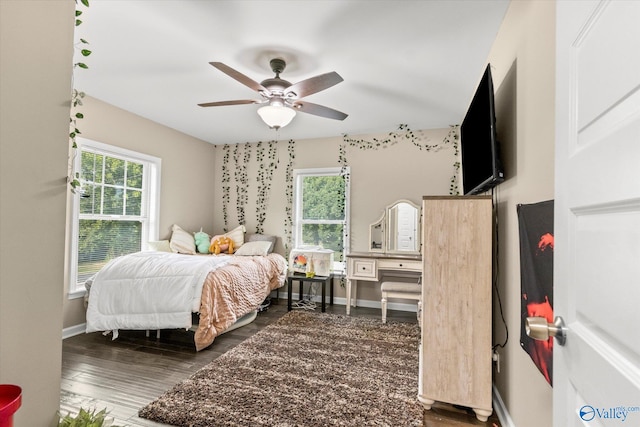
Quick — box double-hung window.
[293,167,349,272]
[68,138,161,297]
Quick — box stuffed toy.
[194,229,211,254]
[209,235,235,255]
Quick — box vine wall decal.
[216,125,457,260]
[221,144,231,232]
[233,143,251,225]
[255,140,279,234]
[218,140,292,247]
[341,124,460,195]
[283,139,296,256]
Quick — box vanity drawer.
[378,259,422,272]
[348,258,378,281]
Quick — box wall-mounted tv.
[460,64,504,195]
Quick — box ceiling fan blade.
[209,62,270,95]
[293,101,348,121]
[284,72,344,99]
[198,99,259,107]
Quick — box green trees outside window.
[76,151,146,284]
[297,172,347,263]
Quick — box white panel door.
[554,1,640,426]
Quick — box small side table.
[287,273,333,312]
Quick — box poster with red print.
[518,200,554,386]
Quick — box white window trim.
[292,167,350,273]
[67,137,161,299]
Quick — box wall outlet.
[492,351,501,373]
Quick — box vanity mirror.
[368,199,421,254]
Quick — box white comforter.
[86,252,232,333]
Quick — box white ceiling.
[73,1,510,145]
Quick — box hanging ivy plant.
[68,0,92,193]
[73,0,92,71]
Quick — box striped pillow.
[169,224,196,254]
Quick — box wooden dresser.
[418,195,493,422]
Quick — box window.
[293,167,349,271]
[68,138,161,297]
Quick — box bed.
[85,230,287,351]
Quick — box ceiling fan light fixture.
[201,60,347,126]
[257,104,296,129]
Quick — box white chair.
[380,281,422,324]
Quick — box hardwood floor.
[61,300,501,426]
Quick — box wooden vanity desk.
[345,251,422,315]
[345,199,423,315]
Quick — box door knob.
[525,316,567,346]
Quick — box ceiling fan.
[198,58,348,129]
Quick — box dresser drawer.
[378,259,422,272]
[348,258,378,281]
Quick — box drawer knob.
[399,263,403,267]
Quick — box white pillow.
[246,233,277,253]
[147,240,171,252]
[224,225,246,249]
[234,241,272,256]
[169,224,196,254]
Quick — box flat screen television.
[460,64,504,195]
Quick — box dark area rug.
[139,310,422,426]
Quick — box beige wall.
[0,1,74,425]
[488,1,556,426]
[63,96,216,328]
[210,129,456,303]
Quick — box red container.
[0,385,21,427]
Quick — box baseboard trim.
[352,298,418,312]
[64,294,416,340]
[64,312,259,341]
[273,292,417,313]
[63,323,86,339]
[493,384,515,427]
